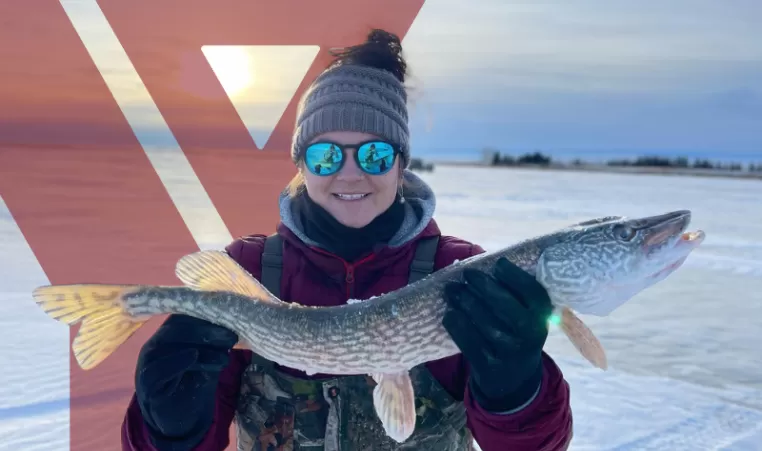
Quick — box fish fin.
[32,284,146,370]
[558,306,608,370]
[175,250,282,305]
[371,372,417,443]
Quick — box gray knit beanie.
[291,62,410,168]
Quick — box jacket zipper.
[342,254,375,300]
[309,246,375,301]
[345,264,355,299]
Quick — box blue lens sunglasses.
[302,140,399,176]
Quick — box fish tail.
[32,284,147,370]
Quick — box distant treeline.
[409,157,435,172]
[488,150,762,172]
[603,156,756,171]
[490,151,552,166]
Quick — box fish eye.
[612,224,637,241]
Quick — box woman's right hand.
[135,314,238,448]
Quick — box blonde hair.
[286,171,306,197]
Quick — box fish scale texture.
[121,219,572,450]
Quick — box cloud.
[409,87,762,156]
[400,0,762,156]
[17,0,762,157]
[403,0,762,90]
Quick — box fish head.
[535,210,705,316]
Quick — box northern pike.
[32,209,705,442]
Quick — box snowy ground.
[2,165,762,450]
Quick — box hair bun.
[365,29,403,53]
[330,28,407,82]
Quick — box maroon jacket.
[122,219,572,450]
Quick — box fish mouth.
[638,210,693,248]
[643,211,705,279]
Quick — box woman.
[122,29,572,451]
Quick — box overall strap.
[260,233,284,298]
[407,235,441,284]
[259,234,442,297]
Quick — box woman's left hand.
[442,257,554,412]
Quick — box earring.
[398,183,405,204]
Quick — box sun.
[201,45,255,98]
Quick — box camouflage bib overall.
[231,235,473,451]
[233,355,473,451]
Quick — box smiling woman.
[201,45,255,98]
[121,29,575,451]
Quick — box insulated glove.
[135,314,238,449]
[442,257,554,412]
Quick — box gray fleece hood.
[278,169,437,249]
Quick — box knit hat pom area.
[291,29,411,168]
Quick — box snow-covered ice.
[2,165,761,450]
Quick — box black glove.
[442,257,553,412]
[135,314,238,450]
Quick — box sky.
[52,0,762,162]
[400,0,762,160]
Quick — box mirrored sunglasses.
[303,141,399,176]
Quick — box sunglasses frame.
[301,140,400,177]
